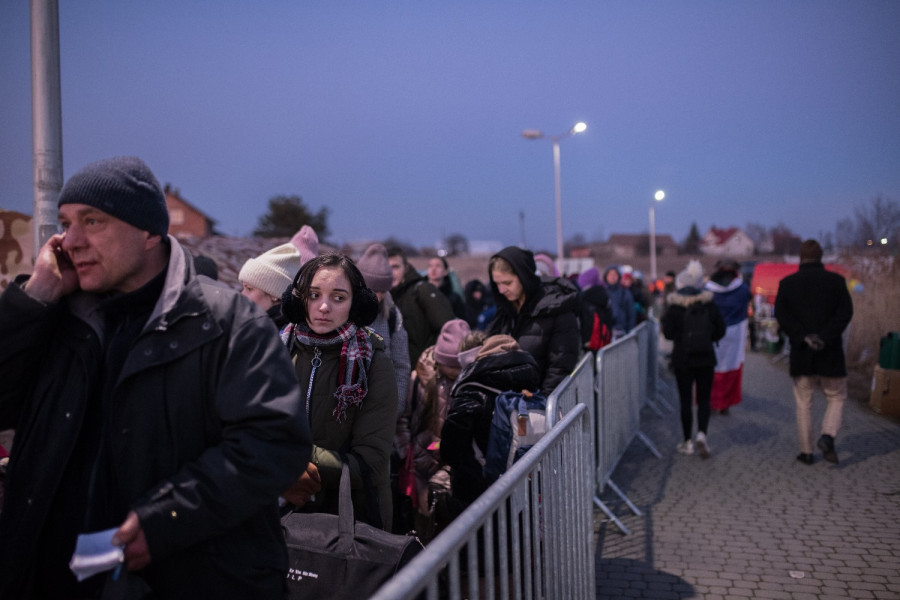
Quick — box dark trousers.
[674,366,714,441]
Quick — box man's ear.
[144,232,164,250]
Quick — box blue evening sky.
[1,1,898,251]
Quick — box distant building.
[467,240,504,256]
[0,210,34,291]
[164,185,216,239]
[603,233,679,259]
[700,226,755,256]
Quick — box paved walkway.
[595,349,900,599]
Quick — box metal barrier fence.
[371,404,595,600]
[592,322,662,534]
[372,320,669,595]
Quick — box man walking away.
[775,239,853,465]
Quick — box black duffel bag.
[282,462,423,599]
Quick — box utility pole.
[31,0,64,258]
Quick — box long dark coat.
[775,262,853,377]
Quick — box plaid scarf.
[282,321,374,422]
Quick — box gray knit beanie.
[57,156,169,236]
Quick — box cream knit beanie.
[239,242,302,298]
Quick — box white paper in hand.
[69,528,124,582]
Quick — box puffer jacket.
[488,247,581,395]
[0,238,311,599]
[440,347,540,511]
[396,346,455,514]
[775,262,853,377]
[662,287,727,370]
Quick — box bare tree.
[834,217,856,250]
[443,233,469,256]
[769,223,802,255]
[852,195,899,250]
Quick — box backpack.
[682,301,715,356]
[452,383,549,485]
[589,312,612,351]
[483,389,548,485]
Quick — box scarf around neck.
[281,321,374,422]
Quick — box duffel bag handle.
[336,461,355,553]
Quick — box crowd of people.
[0,155,852,598]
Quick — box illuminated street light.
[522,122,587,271]
[649,190,665,284]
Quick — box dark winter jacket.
[603,267,636,334]
[775,262,853,377]
[391,263,456,365]
[288,329,397,530]
[487,247,581,396]
[437,277,467,320]
[580,284,613,348]
[662,287,727,370]
[0,238,311,599]
[440,346,540,510]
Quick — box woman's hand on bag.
[283,462,322,507]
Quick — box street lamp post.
[523,122,587,272]
[649,190,665,285]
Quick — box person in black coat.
[662,260,726,459]
[0,157,310,599]
[486,246,581,396]
[775,239,853,465]
[440,335,541,513]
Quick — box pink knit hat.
[291,225,319,265]
[434,319,471,367]
[356,243,393,292]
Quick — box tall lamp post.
[649,190,665,285]
[523,122,587,272]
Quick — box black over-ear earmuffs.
[281,258,380,328]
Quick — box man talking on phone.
[0,156,311,599]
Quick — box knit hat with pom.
[291,225,319,265]
[434,319,471,367]
[356,243,393,292]
[675,259,705,290]
[57,156,169,236]
[239,242,302,298]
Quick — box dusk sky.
[2,1,898,252]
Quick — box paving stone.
[595,348,900,598]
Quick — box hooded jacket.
[440,339,540,510]
[775,261,853,377]
[603,267,636,334]
[0,237,310,599]
[662,287,727,369]
[487,247,581,395]
[391,263,455,365]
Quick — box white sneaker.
[695,432,711,459]
[676,440,694,455]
